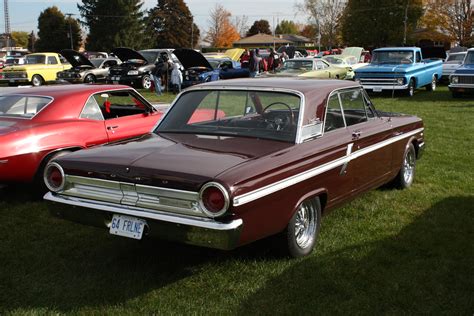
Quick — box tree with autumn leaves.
[205,4,240,48]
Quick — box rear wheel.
[282,197,321,258]
[84,74,96,83]
[394,143,416,189]
[31,75,44,87]
[426,75,436,91]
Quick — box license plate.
[113,81,118,84]
[373,86,382,92]
[109,214,146,240]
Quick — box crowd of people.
[151,52,183,96]
[240,48,288,77]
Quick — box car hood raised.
[225,48,245,61]
[60,49,94,68]
[112,47,148,63]
[174,49,213,70]
[57,133,291,191]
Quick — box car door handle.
[394,131,404,136]
[107,125,119,130]
[352,130,361,140]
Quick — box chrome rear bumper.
[45,192,243,250]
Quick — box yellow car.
[203,48,245,62]
[267,58,349,79]
[0,53,71,86]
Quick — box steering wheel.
[261,102,295,131]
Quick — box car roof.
[374,47,418,52]
[2,84,132,98]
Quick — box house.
[233,33,291,48]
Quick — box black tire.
[394,143,416,189]
[84,74,96,83]
[426,75,436,91]
[406,78,415,97]
[283,197,321,258]
[31,75,44,87]
[141,74,152,89]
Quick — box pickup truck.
[354,47,443,97]
[0,53,70,86]
[448,48,474,97]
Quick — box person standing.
[170,62,183,94]
[249,49,261,78]
[240,49,250,68]
[151,57,164,96]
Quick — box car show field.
[0,86,472,314]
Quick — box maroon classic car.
[0,84,164,187]
[44,78,425,257]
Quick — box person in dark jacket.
[249,49,261,77]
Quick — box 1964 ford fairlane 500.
[44,78,424,257]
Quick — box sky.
[2,0,306,35]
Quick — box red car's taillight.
[199,182,230,218]
[44,162,65,192]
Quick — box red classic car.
[0,84,164,187]
[44,78,425,257]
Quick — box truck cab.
[448,48,474,97]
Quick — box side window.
[47,56,58,65]
[339,89,368,126]
[324,94,345,132]
[416,52,422,63]
[80,97,104,120]
[93,91,148,120]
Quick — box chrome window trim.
[153,87,307,144]
[0,94,54,120]
[233,127,424,206]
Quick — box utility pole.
[403,1,409,45]
[4,0,11,48]
[66,13,74,49]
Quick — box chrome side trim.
[44,192,243,231]
[233,127,424,206]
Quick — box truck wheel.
[426,75,436,91]
[31,75,44,87]
[406,78,415,97]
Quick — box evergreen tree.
[78,0,145,51]
[275,20,299,35]
[340,0,423,47]
[246,20,272,36]
[145,0,199,49]
[35,6,81,52]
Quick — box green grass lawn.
[0,86,473,314]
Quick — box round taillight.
[44,162,65,192]
[199,182,230,218]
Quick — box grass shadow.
[238,196,474,314]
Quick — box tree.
[246,19,272,36]
[340,0,423,47]
[78,0,145,51]
[300,24,318,44]
[35,6,82,52]
[299,0,346,49]
[27,31,37,52]
[145,0,199,49]
[205,4,240,47]
[421,0,473,46]
[233,15,249,37]
[11,31,29,48]
[275,20,299,35]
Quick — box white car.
[442,52,466,81]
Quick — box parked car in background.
[322,55,364,79]
[0,53,71,86]
[448,48,474,97]
[108,48,179,89]
[57,49,121,83]
[44,78,424,258]
[275,58,350,79]
[83,51,109,59]
[5,56,26,66]
[203,48,245,62]
[441,52,466,82]
[206,57,250,79]
[355,47,443,97]
[174,48,220,87]
[0,84,165,188]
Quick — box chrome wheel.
[406,79,415,97]
[84,74,96,83]
[142,75,152,89]
[31,75,43,87]
[403,147,416,184]
[294,200,317,249]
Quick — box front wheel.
[283,197,321,258]
[395,143,416,189]
[406,78,415,97]
[141,74,152,89]
[84,74,96,83]
[31,75,44,87]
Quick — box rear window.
[0,95,52,118]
